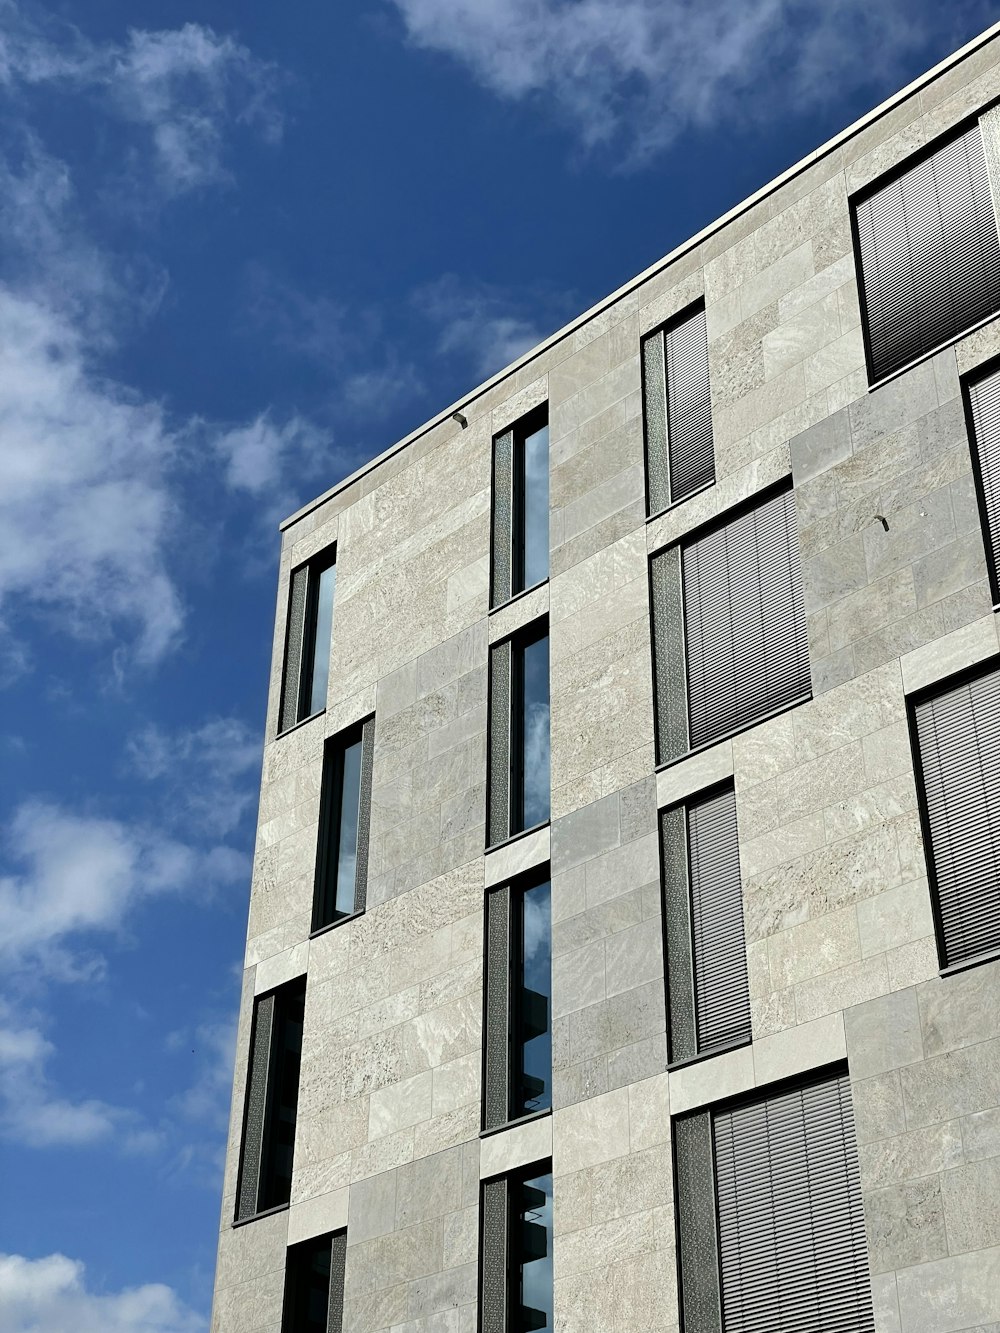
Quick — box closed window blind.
[713,1071,873,1333]
[643,305,715,514]
[913,661,1000,968]
[966,364,1000,603]
[854,118,1000,383]
[683,486,810,750]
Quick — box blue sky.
[0,0,993,1327]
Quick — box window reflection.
[518,632,550,832]
[308,561,337,716]
[515,1171,553,1333]
[515,880,551,1117]
[520,422,549,592]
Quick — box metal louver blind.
[855,119,1000,383]
[688,786,751,1053]
[914,662,1000,968]
[683,486,811,749]
[713,1070,874,1333]
[643,305,714,513]
[967,366,1000,603]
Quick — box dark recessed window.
[313,716,375,932]
[236,977,306,1222]
[492,406,550,607]
[651,483,811,764]
[280,550,337,732]
[488,621,550,846]
[480,1163,553,1333]
[642,302,714,514]
[660,783,750,1065]
[675,1068,874,1333]
[853,114,1000,384]
[911,658,1000,970]
[483,871,552,1131]
[281,1231,346,1333]
[964,361,1000,605]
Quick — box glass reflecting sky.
[522,423,549,591]
[335,737,362,915]
[517,879,552,1115]
[521,633,550,830]
[309,562,337,715]
[517,1170,554,1333]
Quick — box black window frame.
[487,617,551,848]
[961,353,1000,610]
[234,976,306,1225]
[281,1229,347,1333]
[641,300,715,518]
[851,107,1000,387]
[491,405,550,610]
[481,865,553,1134]
[279,547,338,735]
[908,655,1000,975]
[312,714,375,936]
[479,1158,554,1333]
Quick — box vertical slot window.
[642,303,714,514]
[281,1231,346,1333]
[236,977,306,1222]
[483,872,552,1131]
[280,550,337,733]
[965,361,1000,605]
[492,407,550,607]
[480,1164,554,1333]
[313,715,375,932]
[489,622,550,845]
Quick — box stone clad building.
[212,25,1000,1333]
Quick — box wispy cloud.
[214,411,334,522]
[417,273,560,379]
[0,1251,204,1333]
[389,0,983,163]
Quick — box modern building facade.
[212,26,1000,1333]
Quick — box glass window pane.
[260,983,304,1211]
[515,1171,553,1333]
[308,562,337,716]
[335,738,363,916]
[515,880,551,1117]
[520,634,550,830]
[522,424,549,590]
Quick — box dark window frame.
[281,1229,347,1333]
[961,352,1000,609]
[641,300,715,519]
[481,864,553,1134]
[279,547,338,735]
[479,1158,554,1333]
[312,715,375,935]
[907,654,1000,974]
[487,616,551,848]
[850,105,1000,388]
[491,405,550,610]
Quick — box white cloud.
[0,801,245,978]
[0,1252,204,1333]
[390,0,969,161]
[214,411,337,523]
[0,6,281,194]
[126,717,261,837]
[417,273,552,379]
[168,1015,238,1130]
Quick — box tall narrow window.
[492,406,550,607]
[675,1068,874,1333]
[965,361,1000,604]
[313,716,375,932]
[642,303,714,514]
[280,550,337,733]
[488,622,550,846]
[483,871,552,1131]
[911,658,1000,970]
[236,977,306,1222]
[480,1164,553,1333]
[660,784,750,1065]
[853,113,1000,384]
[651,484,810,764]
[281,1231,346,1333]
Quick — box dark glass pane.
[514,1171,553,1333]
[519,634,550,830]
[308,563,337,716]
[335,738,363,917]
[522,424,549,590]
[283,1235,333,1333]
[514,880,551,1117]
[260,982,305,1210]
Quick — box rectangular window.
[281,1231,346,1333]
[911,658,1000,970]
[491,406,550,607]
[642,303,714,514]
[651,484,811,764]
[675,1068,874,1333]
[488,621,550,845]
[480,1163,553,1333]
[660,784,750,1065]
[313,716,375,932]
[853,112,1000,384]
[483,871,552,1131]
[236,977,306,1222]
[964,361,1000,605]
[280,550,337,733]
